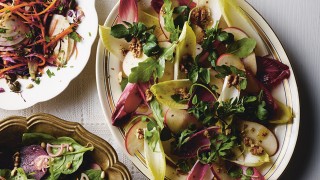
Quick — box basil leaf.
[22,133,56,145]
[227,38,256,58]
[110,24,130,38]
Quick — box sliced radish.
[164,108,199,134]
[125,119,148,155]
[216,54,245,71]
[238,120,278,156]
[122,51,148,77]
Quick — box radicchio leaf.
[187,160,211,180]
[256,56,290,89]
[112,82,151,126]
[119,0,138,23]
[175,126,219,158]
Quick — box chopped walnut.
[250,145,264,155]
[129,38,142,58]
[190,6,212,28]
[145,89,153,102]
[136,128,144,140]
[243,137,253,147]
[227,75,240,87]
[175,87,190,100]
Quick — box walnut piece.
[129,38,142,58]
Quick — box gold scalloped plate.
[96,0,300,179]
[0,113,131,180]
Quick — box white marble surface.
[0,0,319,179]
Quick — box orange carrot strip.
[15,11,32,23]
[28,0,58,16]
[33,54,47,66]
[0,64,25,75]
[46,24,76,47]
[0,2,37,13]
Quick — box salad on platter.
[99,0,294,179]
[0,133,106,180]
[0,0,83,93]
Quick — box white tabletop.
[0,0,318,179]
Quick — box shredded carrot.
[0,64,26,75]
[0,2,38,13]
[33,54,47,66]
[15,11,32,23]
[46,24,76,47]
[28,0,58,16]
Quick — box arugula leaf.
[172,125,197,151]
[227,38,256,58]
[128,57,163,83]
[149,99,164,129]
[163,0,180,42]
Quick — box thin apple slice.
[122,51,148,77]
[218,0,269,56]
[125,119,148,155]
[242,53,257,75]
[231,146,270,167]
[223,27,248,40]
[218,76,240,102]
[239,120,278,156]
[150,79,193,109]
[164,108,200,134]
[216,54,245,71]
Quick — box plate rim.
[0,0,98,110]
[96,1,300,179]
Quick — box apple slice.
[164,108,200,134]
[125,119,148,155]
[238,120,278,156]
[242,53,257,75]
[122,51,148,77]
[216,54,245,71]
[223,27,248,40]
[231,146,270,167]
[218,0,269,56]
[218,76,240,102]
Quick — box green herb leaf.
[34,78,41,85]
[120,77,128,91]
[84,169,105,180]
[163,0,180,42]
[110,24,130,38]
[256,101,268,120]
[149,99,164,129]
[0,28,7,33]
[143,41,161,57]
[199,68,210,84]
[128,57,163,83]
[229,166,243,178]
[246,167,254,176]
[69,32,82,42]
[45,36,51,43]
[227,38,256,58]
[46,69,55,78]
